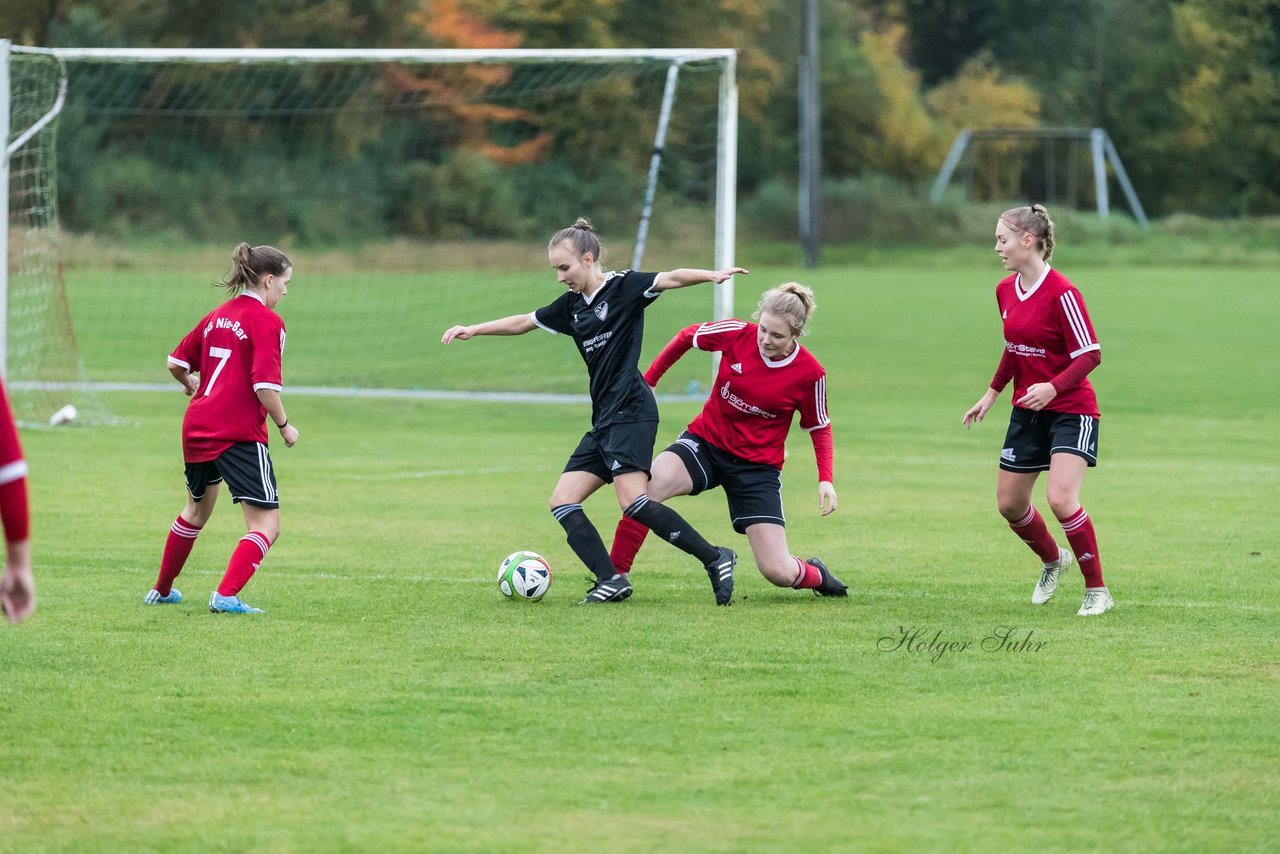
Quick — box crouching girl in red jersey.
[610,282,846,597]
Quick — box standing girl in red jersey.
[608,282,846,597]
[145,243,299,614]
[0,380,34,624]
[962,204,1112,616]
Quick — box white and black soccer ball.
[497,551,553,603]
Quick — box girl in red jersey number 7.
[609,282,846,598]
[145,243,299,615]
[962,205,1112,616]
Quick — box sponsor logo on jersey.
[582,330,613,353]
[1001,448,1016,462]
[594,301,609,321]
[731,363,743,374]
[1002,309,1008,319]
[1004,340,1047,358]
[719,380,779,419]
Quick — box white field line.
[331,466,529,481]
[120,565,490,583]
[11,380,706,405]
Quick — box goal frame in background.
[2,44,739,405]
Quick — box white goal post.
[2,43,738,418]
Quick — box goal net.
[2,44,120,426]
[3,46,738,419]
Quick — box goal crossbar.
[24,47,737,65]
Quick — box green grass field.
[2,252,1278,852]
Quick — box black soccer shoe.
[808,556,848,597]
[704,547,737,606]
[579,573,633,605]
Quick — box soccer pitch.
[3,257,1277,851]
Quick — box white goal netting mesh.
[6,50,731,418]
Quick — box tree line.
[5,0,1278,242]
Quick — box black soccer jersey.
[532,270,661,429]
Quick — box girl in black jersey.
[442,218,747,605]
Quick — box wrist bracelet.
[276,420,288,429]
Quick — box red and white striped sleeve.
[799,371,830,433]
[691,318,748,352]
[1058,287,1101,358]
[0,381,30,544]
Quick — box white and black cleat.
[579,573,633,604]
[704,547,736,605]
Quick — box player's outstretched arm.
[644,325,699,387]
[652,267,748,291]
[441,314,536,343]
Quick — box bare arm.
[652,267,748,292]
[169,362,199,396]
[256,388,298,447]
[962,388,1001,428]
[1,540,34,624]
[441,313,537,344]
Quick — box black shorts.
[563,420,659,483]
[186,441,279,508]
[666,431,784,534]
[999,407,1099,472]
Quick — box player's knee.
[185,506,214,527]
[996,498,1026,522]
[1046,492,1078,521]
[755,555,794,587]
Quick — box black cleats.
[579,573,633,604]
[704,547,737,605]
[808,557,847,597]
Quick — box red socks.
[790,557,822,590]
[1008,505,1061,563]
[1057,507,1103,587]
[216,532,271,597]
[154,515,202,595]
[609,515,650,574]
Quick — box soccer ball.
[497,551,553,603]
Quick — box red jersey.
[655,320,830,472]
[0,379,30,543]
[168,292,286,462]
[995,266,1101,417]
[0,380,26,484]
